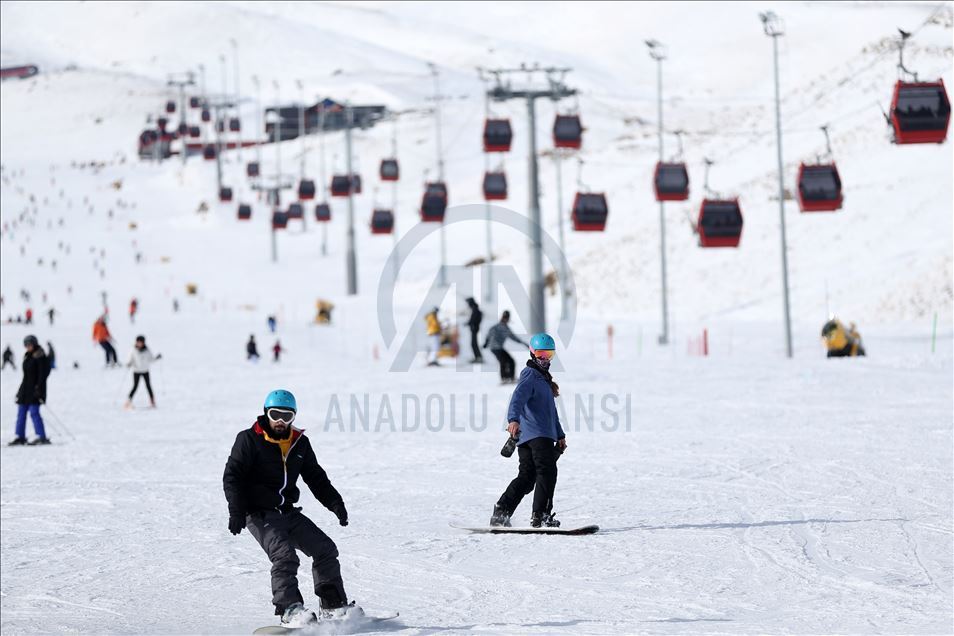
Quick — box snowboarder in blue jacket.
[491,333,567,528]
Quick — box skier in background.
[47,307,55,326]
[125,335,161,408]
[466,297,483,364]
[267,315,277,333]
[9,335,51,446]
[46,341,56,371]
[424,307,441,367]
[247,335,260,362]
[223,389,354,626]
[24,308,33,325]
[129,298,138,323]
[92,314,118,367]
[2,345,15,370]
[172,298,180,313]
[273,340,283,363]
[490,333,566,528]
[483,311,527,384]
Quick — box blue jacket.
[507,365,564,444]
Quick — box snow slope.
[1,1,952,634]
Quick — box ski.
[450,522,599,535]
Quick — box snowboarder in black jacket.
[1,345,14,370]
[9,335,50,445]
[246,334,260,361]
[466,297,483,363]
[223,389,354,626]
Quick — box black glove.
[332,502,349,527]
[229,514,246,536]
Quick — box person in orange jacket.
[93,314,118,366]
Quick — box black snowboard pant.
[470,329,482,361]
[129,372,154,401]
[491,349,515,381]
[496,437,559,517]
[100,341,117,365]
[246,509,347,615]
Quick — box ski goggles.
[531,349,555,361]
[266,408,296,424]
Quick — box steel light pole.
[344,103,358,295]
[761,11,794,358]
[647,39,670,346]
[428,63,448,288]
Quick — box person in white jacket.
[125,335,162,408]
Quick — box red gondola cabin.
[314,203,331,222]
[219,187,233,203]
[553,115,583,149]
[371,209,395,234]
[420,182,448,222]
[697,199,743,247]
[889,80,951,144]
[380,158,399,181]
[237,204,252,220]
[653,162,690,201]
[330,175,351,197]
[203,144,216,160]
[571,193,608,231]
[272,210,288,230]
[796,163,843,213]
[483,172,507,201]
[246,162,260,178]
[287,203,304,220]
[483,119,513,152]
[298,179,316,200]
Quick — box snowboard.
[253,613,399,634]
[450,522,599,535]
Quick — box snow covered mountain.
[1,2,951,634]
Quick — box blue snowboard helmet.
[529,332,556,351]
[264,389,297,413]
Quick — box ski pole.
[41,403,76,440]
[115,367,130,403]
[155,357,165,397]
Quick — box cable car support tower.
[483,64,577,334]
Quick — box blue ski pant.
[15,404,46,439]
